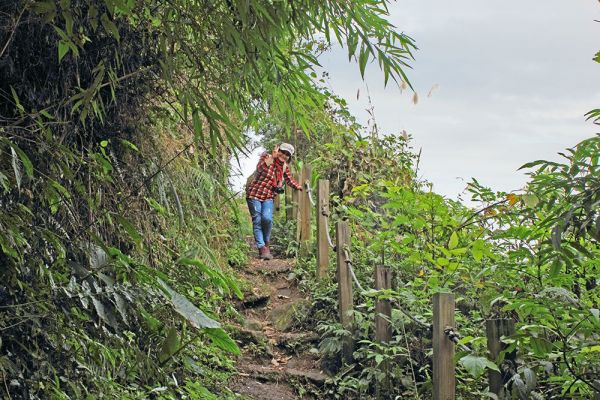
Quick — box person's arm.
[283,164,302,190]
[256,153,269,171]
[257,145,279,171]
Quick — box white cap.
[279,142,295,157]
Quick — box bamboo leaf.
[115,215,142,245]
[100,13,120,41]
[204,328,240,355]
[58,40,69,62]
[10,147,22,190]
[158,278,220,329]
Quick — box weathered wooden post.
[375,266,393,342]
[375,265,393,398]
[433,292,455,400]
[292,171,300,239]
[316,179,330,279]
[285,178,294,221]
[336,220,354,363]
[274,192,281,214]
[486,319,515,398]
[298,164,312,256]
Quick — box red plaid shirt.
[246,153,301,201]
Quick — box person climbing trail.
[246,143,302,260]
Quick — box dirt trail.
[229,255,327,400]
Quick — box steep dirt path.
[228,255,327,399]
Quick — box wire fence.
[305,181,434,331]
[301,177,502,398]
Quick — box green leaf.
[593,51,600,63]
[192,109,203,139]
[471,239,485,262]
[9,86,24,113]
[580,345,600,353]
[158,278,221,329]
[448,232,459,250]
[0,139,33,179]
[63,10,74,36]
[140,309,162,331]
[14,146,33,178]
[548,259,562,278]
[159,327,180,363]
[10,147,22,190]
[459,355,499,378]
[115,215,142,245]
[518,160,547,170]
[522,194,539,208]
[585,108,600,122]
[40,109,55,119]
[58,40,69,62]
[436,257,449,267]
[100,13,120,41]
[358,46,368,78]
[530,337,554,357]
[204,328,240,355]
[184,383,218,400]
[119,139,138,151]
[144,197,166,215]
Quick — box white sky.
[232,0,599,201]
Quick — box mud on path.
[228,255,328,400]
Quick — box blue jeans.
[246,198,274,249]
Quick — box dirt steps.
[230,256,327,399]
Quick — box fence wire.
[444,327,471,352]
[304,181,316,206]
[342,247,366,293]
[303,179,434,332]
[321,207,336,249]
[341,246,432,330]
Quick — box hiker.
[246,143,302,260]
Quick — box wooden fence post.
[298,164,312,256]
[291,171,299,225]
[274,192,281,214]
[433,293,455,400]
[316,179,330,279]
[486,319,515,398]
[375,265,392,398]
[336,220,354,363]
[285,177,294,221]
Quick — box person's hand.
[265,145,279,166]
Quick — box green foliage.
[459,355,499,379]
[281,96,599,398]
[1,0,418,396]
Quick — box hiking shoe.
[259,246,273,260]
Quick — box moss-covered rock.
[270,299,311,332]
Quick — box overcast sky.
[233,0,599,202]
